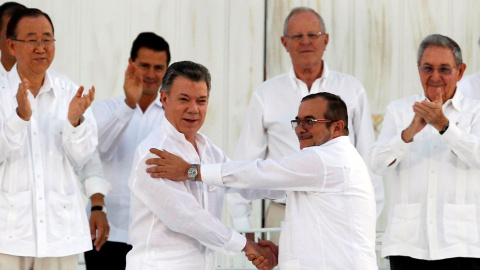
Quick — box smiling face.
[418,46,466,103]
[161,76,209,143]
[281,11,329,70]
[129,47,168,96]
[295,98,335,149]
[7,15,54,78]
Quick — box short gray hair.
[417,34,463,67]
[161,61,211,95]
[283,7,326,36]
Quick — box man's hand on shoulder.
[146,148,192,181]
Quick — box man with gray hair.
[229,6,384,242]
[369,34,480,269]
[126,61,281,270]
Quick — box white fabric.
[0,253,78,270]
[0,61,7,76]
[92,95,165,244]
[368,89,480,260]
[0,65,97,257]
[203,136,377,270]
[459,71,480,99]
[127,117,283,270]
[228,62,384,228]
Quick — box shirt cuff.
[221,231,246,255]
[440,122,461,147]
[201,163,224,187]
[384,132,410,166]
[84,176,111,198]
[7,110,29,133]
[63,117,88,140]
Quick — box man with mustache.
[147,92,377,269]
[86,32,171,270]
[369,34,480,269]
[228,7,383,243]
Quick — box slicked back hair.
[130,32,171,65]
[301,92,349,135]
[417,34,463,67]
[161,61,211,95]
[6,8,54,39]
[283,7,326,36]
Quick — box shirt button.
[33,132,37,136]
[9,235,12,238]
[429,220,433,224]
[39,197,43,200]
[430,170,435,174]
[35,154,39,158]
[40,219,44,223]
[37,174,41,178]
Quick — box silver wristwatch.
[188,164,199,182]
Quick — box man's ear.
[160,90,168,107]
[7,39,16,56]
[332,120,345,137]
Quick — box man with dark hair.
[0,8,98,269]
[126,61,281,270]
[147,91,377,269]
[228,7,383,242]
[369,34,480,269]
[86,32,171,269]
[0,1,25,73]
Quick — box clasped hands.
[402,88,449,143]
[243,239,278,270]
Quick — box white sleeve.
[130,151,246,254]
[93,99,135,161]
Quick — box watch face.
[188,166,198,178]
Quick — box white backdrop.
[11,0,480,229]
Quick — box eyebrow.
[25,32,53,37]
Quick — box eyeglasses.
[12,38,55,48]
[418,65,454,75]
[284,32,324,42]
[291,119,336,129]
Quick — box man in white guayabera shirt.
[0,8,98,269]
[227,7,384,243]
[126,61,282,270]
[148,92,377,270]
[85,32,170,270]
[369,34,480,269]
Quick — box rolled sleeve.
[222,231,247,255]
[201,163,224,186]
[84,176,111,198]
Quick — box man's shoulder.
[387,94,422,109]
[327,70,364,88]
[135,127,167,159]
[256,72,291,93]
[46,69,79,93]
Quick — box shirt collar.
[8,64,56,98]
[288,61,330,93]
[420,86,463,112]
[161,115,207,156]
